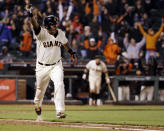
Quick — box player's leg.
[34,70,50,107]
[159,89,164,101]
[34,67,50,121]
[124,86,130,101]
[95,78,102,106]
[140,86,146,101]
[88,78,96,105]
[118,86,123,101]
[147,86,154,101]
[50,62,65,118]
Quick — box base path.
[0,119,163,131]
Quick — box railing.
[112,75,164,102]
[0,74,164,103]
[0,75,78,100]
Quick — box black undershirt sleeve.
[34,26,41,35]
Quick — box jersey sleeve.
[102,62,108,73]
[35,27,45,40]
[61,31,68,45]
[86,61,92,70]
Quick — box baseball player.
[25,5,77,121]
[82,56,110,106]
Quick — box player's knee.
[90,89,95,93]
[54,82,64,89]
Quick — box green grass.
[0,124,108,131]
[0,105,164,126]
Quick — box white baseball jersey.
[34,27,68,64]
[86,60,107,79]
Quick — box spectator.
[71,15,83,36]
[141,13,151,30]
[140,56,157,101]
[115,55,133,101]
[139,18,164,63]
[19,24,32,57]
[89,15,100,39]
[158,68,164,101]
[130,22,143,42]
[103,37,120,64]
[77,26,93,59]
[123,33,145,60]
[108,12,128,34]
[0,46,13,63]
[104,0,117,16]
[84,37,102,59]
[0,18,12,51]
[100,6,111,49]
[93,0,100,19]
[84,0,93,25]
[157,32,164,64]
[143,0,157,14]
[129,69,142,101]
[71,38,81,58]
[133,0,145,20]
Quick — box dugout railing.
[0,74,164,104]
[0,75,78,101]
[112,75,164,103]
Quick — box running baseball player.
[25,4,77,121]
[82,56,110,106]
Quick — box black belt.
[38,59,61,66]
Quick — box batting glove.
[68,49,78,64]
[25,4,33,17]
[82,73,87,80]
[105,77,110,84]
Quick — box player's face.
[48,24,58,34]
[49,24,57,30]
[96,58,101,65]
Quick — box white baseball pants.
[34,61,65,113]
[140,86,154,101]
[89,77,101,94]
[118,86,130,101]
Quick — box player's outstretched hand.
[70,52,78,64]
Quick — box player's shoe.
[56,112,66,119]
[35,107,41,115]
[35,107,43,121]
[36,115,43,122]
[96,99,102,106]
[89,98,96,106]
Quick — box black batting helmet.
[44,15,59,29]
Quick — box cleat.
[36,115,43,122]
[35,107,43,121]
[97,99,102,106]
[57,112,66,119]
[35,107,41,115]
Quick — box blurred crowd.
[0,0,164,66]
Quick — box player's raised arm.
[63,43,78,64]
[25,4,40,35]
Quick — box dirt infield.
[0,119,163,131]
